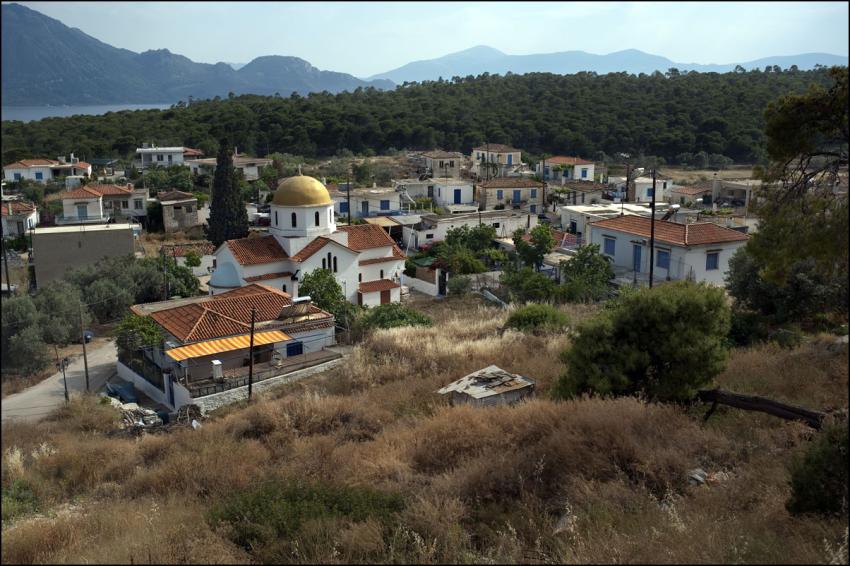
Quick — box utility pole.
[55,345,69,403]
[247,307,256,401]
[346,165,352,226]
[649,168,657,288]
[79,302,90,392]
[1,182,11,294]
[622,160,630,215]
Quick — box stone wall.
[192,358,344,414]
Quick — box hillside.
[1,68,837,165]
[1,297,847,563]
[368,45,849,84]
[0,3,392,106]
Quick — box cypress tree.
[206,142,249,247]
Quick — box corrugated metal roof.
[364,216,398,228]
[437,365,535,399]
[165,330,291,361]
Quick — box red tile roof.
[157,190,195,202]
[182,147,204,157]
[359,254,404,266]
[358,279,401,293]
[1,201,37,216]
[61,184,134,199]
[478,177,544,189]
[546,156,594,166]
[242,271,293,282]
[473,144,520,153]
[290,237,336,262]
[672,185,713,196]
[590,216,748,246]
[4,159,91,170]
[338,224,398,250]
[225,235,288,265]
[61,186,103,199]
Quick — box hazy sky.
[14,1,850,77]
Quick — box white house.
[3,155,92,184]
[184,154,273,181]
[393,178,475,208]
[536,156,595,183]
[401,209,537,250]
[59,183,148,225]
[470,144,523,178]
[587,215,749,286]
[209,175,406,307]
[330,186,403,218]
[134,145,190,170]
[1,201,38,238]
[559,202,660,238]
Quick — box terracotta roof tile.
[61,186,102,199]
[1,201,37,216]
[157,190,195,202]
[478,177,544,189]
[61,184,134,199]
[590,216,748,246]
[243,271,293,282]
[546,156,594,166]
[338,224,398,250]
[225,236,288,265]
[358,279,401,293]
[672,185,713,196]
[289,237,335,262]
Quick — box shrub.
[787,422,848,516]
[505,305,570,334]
[500,267,558,303]
[183,250,202,268]
[559,244,614,303]
[6,325,50,376]
[1,479,39,522]
[208,480,404,552]
[771,325,804,349]
[447,275,471,296]
[555,281,730,402]
[728,309,770,347]
[359,303,432,331]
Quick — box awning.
[165,330,292,362]
[364,216,398,228]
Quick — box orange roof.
[289,236,355,262]
[478,177,544,189]
[359,279,400,293]
[4,159,91,169]
[148,284,294,343]
[1,201,37,216]
[61,186,102,199]
[242,271,293,282]
[338,224,398,250]
[61,184,134,199]
[157,190,195,202]
[546,156,594,166]
[165,330,291,361]
[590,216,749,246]
[182,147,204,157]
[225,235,287,265]
[672,186,713,196]
[359,254,404,266]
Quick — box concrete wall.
[163,201,200,233]
[402,273,439,296]
[62,197,102,220]
[2,211,38,238]
[479,186,544,213]
[32,225,135,287]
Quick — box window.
[496,189,503,200]
[359,273,362,282]
[134,199,143,210]
[426,233,434,239]
[333,256,338,273]
[449,160,454,168]
[513,190,521,203]
[530,188,537,199]
[438,161,444,168]
[339,202,349,213]
[315,210,320,226]
[493,223,500,228]
[35,172,43,180]
[282,284,287,293]
[656,249,670,269]
[121,200,129,209]
[581,192,586,204]
[157,154,164,162]
[185,206,192,213]
[327,252,332,270]
[380,199,389,210]
[322,258,326,269]
[530,204,537,213]
[706,252,719,271]
[380,269,384,279]
[329,209,332,223]
[275,211,279,225]
[603,237,616,256]
[291,212,297,227]
[647,188,655,198]
[581,168,588,178]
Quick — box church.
[209,175,406,306]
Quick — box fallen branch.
[697,388,826,430]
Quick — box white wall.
[4,166,53,183]
[433,182,474,206]
[402,273,439,296]
[269,203,336,239]
[2,211,39,237]
[62,196,103,219]
[402,213,536,248]
[333,192,401,218]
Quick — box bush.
[6,325,50,376]
[555,281,731,402]
[209,480,404,552]
[505,304,570,334]
[728,309,770,347]
[771,325,804,349]
[559,244,614,303]
[500,267,559,303]
[1,479,39,523]
[787,422,848,516]
[447,275,471,296]
[359,303,432,331]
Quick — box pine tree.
[206,142,249,248]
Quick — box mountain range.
[2,2,847,107]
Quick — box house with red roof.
[1,200,39,238]
[587,215,749,286]
[536,156,596,184]
[3,154,92,184]
[210,175,406,306]
[58,183,148,225]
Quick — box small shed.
[437,365,535,407]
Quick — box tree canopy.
[206,142,249,248]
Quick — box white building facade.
[3,155,92,184]
[536,156,595,183]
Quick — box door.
[76,204,87,219]
[361,201,369,216]
[286,341,304,357]
[507,154,513,165]
[454,189,462,204]
[380,290,390,304]
[632,244,642,273]
[166,375,174,407]
[513,190,521,204]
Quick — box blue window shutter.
[581,169,587,178]
[604,237,615,256]
[706,252,719,270]
[657,250,670,269]
[497,190,503,200]
[530,189,537,199]
[513,190,521,202]
[340,202,348,213]
[530,204,536,213]
[380,200,389,210]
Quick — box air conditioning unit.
[211,359,223,382]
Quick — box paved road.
[1,341,117,424]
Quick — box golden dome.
[272,175,332,207]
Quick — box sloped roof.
[338,224,398,250]
[546,156,594,166]
[289,236,357,262]
[225,235,288,265]
[437,365,535,399]
[4,159,91,169]
[358,279,400,293]
[61,184,134,199]
[590,215,749,246]
[61,186,103,199]
[423,150,463,159]
[157,190,196,203]
[672,185,713,196]
[1,201,37,216]
[473,144,520,153]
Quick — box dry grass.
[1,298,847,564]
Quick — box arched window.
[329,209,333,223]
[358,273,362,282]
[380,269,384,279]
[322,258,326,269]
[333,256,338,273]
[282,284,287,293]
[274,211,278,226]
[315,210,320,226]
[291,212,297,227]
[327,252,332,268]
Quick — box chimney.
[58,155,66,164]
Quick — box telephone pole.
[79,302,90,392]
[346,165,352,226]
[55,345,69,403]
[247,307,256,401]
[649,168,657,288]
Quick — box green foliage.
[559,244,614,303]
[1,296,39,362]
[33,281,90,345]
[403,259,417,277]
[208,480,404,554]
[787,422,849,516]
[192,191,209,207]
[505,304,570,334]
[4,233,29,252]
[359,303,432,331]
[445,224,497,253]
[299,268,356,328]
[6,325,50,376]
[3,70,833,168]
[206,143,249,248]
[146,201,164,232]
[1,480,40,523]
[143,165,194,193]
[513,225,554,270]
[183,250,202,268]
[555,281,731,403]
[727,309,770,347]
[115,313,163,360]
[500,267,559,303]
[84,278,135,323]
[437,245,487,275]
[446,274,471,296]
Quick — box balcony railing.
[54,213,113,225]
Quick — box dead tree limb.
[697,389,826,430]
